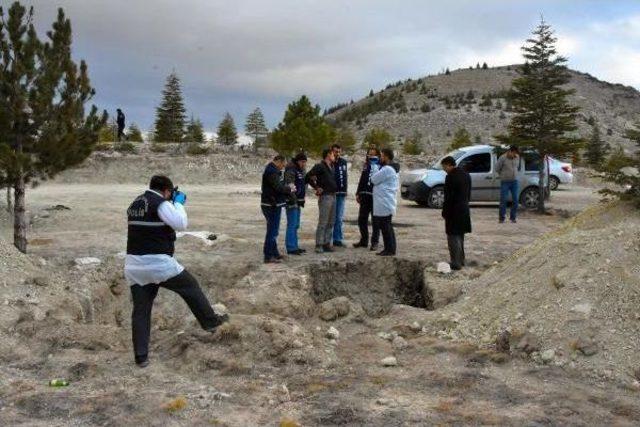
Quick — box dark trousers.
[262,205,282,260]
[374,215,396,254]
[117,126,125,142]
[447,234,466,269]
[130,270,219,361]
[357,195,380,246]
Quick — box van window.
[522,152,542,171]
[432,150,466,170]
[459,153,491,173]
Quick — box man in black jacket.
[332,144,348,247]
[305,148,337,253]
[284,152,308,255]
[354,147,381,250]
[441,156,472,270]
[261,155,295,263]
[117,108,126,142]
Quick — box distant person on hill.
[116,108,126,142]
[332,144,348,247]
[496,145,523,223]
[284,152,308,255]
[125,175,228,367]
[305,148,337,253]
[354,147,382,251]
[261,155,295,263]
[441,156,472,270]
[370,148,399,256]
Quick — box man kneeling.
[125,175,228,367]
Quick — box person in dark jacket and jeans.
[332,144,348,247]
[284,152,308,255]
[305,148,337,253]
[261,155,295,263]
[117,108,126,142]
[441,156,472,270]
[354,147,381,250]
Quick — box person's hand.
[315,187,323,196]
[173,191,187,205]
[289,183,297,192]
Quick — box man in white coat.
[370,148,400,256]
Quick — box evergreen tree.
[497,18,582,212]
[334,127,357,153]
[185,116,205,143]
[403,131,423,155]
[449,128,472,150]
[216,112,238,145]
[244,107,268,147]
[585,121,609,168]
[368,89,374,97]
[482,62,488,69]
[476,62,480,69]
[270,95,334,155]
[600,125,640,204]
[445,68,451,75]
[154,72,186,142]
[0,2,106,253]
[128,123,144,142]
[363,128,392,149]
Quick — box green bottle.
[49,379,69,387]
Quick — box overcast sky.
[20,0,640,132]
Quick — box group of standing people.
[260,144,401,263]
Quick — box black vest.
[126,190,176,256]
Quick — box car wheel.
[549,175,560,191]
[519,186,540,210]
[427,186,445,209]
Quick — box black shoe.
[376,251,395,257]
[499,218,505,224]
[287,249,303,255]
[323,245,335,253]
[264,258,282,264]
[449,264,462,271]
[510,219,517,223]
[370,244,379,251]
[205,313,230,332]
[353,241,368,248]
[135,355,149,368]
[333,241,345,248]
[298,248,307,253]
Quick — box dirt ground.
[1,175,639,426]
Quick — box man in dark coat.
[441,156,472,270]
[117,108,126,142]
[354,147,381,250]
[261,155,295,263]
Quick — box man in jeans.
[284,152,308,255]
[261,155,295,263]
[354,147,381,251]
[496,145,523,223]
[370,148,399,256]
[305,148,337,253]
[332,144,348,247]
[125,175,228,367]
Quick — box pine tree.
[0,3,106,253]
[449,128,472,150]
[585,121,609,168]
[217,112,238,145]
[270,95,334,155]
[403,131,423,155]
[482,62,488,69]
[185,116,205,143]
[445,68,451,75]
[368,89,374,97]
[244,107,268,147]
[497,18,582,212]
[363,128,392,149]
[154,72,186,142]
[334,127,356,153]
[128,123,144,142]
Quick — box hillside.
[325,65,640,154]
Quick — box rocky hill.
[325,65,640,155]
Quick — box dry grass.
[435,398,455,413]
[162,396,187,413]
[279,417,301,427]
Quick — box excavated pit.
[308,258,431,317]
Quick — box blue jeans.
[261,206,282,260]
[499,180,519,221]
[285,207,301,253]
[333,194,346,243]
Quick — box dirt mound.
[430,201,640,382]
[0,238,36,281]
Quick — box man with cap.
[284,152,308,255]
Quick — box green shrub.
[114,142,137,154]
[150,143,167,153]
[186,143,209,156]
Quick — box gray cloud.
[20,0,640,131]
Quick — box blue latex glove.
[173,191,187,205]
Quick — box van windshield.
[432,150,466,170]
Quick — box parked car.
[548,156,573,190]
[401,145,549,209]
